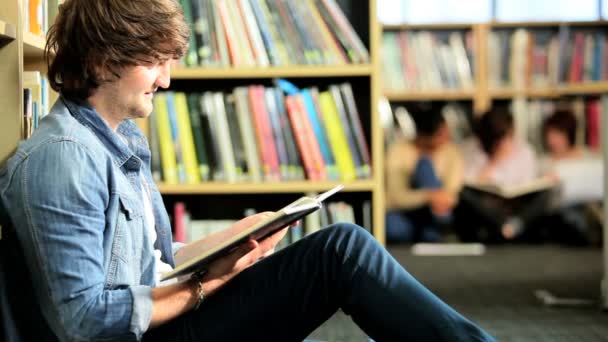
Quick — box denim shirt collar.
[61,96,150,173]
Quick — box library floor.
[308,244,608,342]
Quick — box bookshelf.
[0,1,23,165]
[380,21,608,114]
[158,0,386,245]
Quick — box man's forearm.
[149,280,198,328]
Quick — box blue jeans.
[143,224,494,342]
[386,157,449,243]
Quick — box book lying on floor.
[464,177,556,199]
[161,184,344,281]
[411,243,486,256]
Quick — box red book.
[286,95,319,180]
[249,86,280,181]
[173,202,186,243]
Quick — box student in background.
[543,110,587,161]
[456,108,552,243]
[385,106,464,243]
[539,110,603,245]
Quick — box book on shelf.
[161,184,344,281]
[178,0,369,68]
[382,29,475,92]
[149,80,371,184]
[488,26,608,89]
[464,177,556,199]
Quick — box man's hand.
[427,190,455,215]
[198,212,291,297]
[150,213,292,327]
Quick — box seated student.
[455,108,552,243]
[539,110,603,245]
[0,1,495,341]
[385,106,464,243]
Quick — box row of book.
[179,0,369,67]
[172,200,369,246]
[381,95,605,155]
[382,30,475,91]
[149,80,371,184]
[489,28,608,88]
[22,71,50,139]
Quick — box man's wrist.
[189,271,207,311]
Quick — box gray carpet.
[307,244,608,342]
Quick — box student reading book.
[456,108,553,243]
[0,1,495,341]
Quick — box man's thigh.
[143,234,338,342]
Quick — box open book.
[161,185,344,281]
[464,177,555,199]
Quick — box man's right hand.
[198,212,290,298]
[427,190,455,215]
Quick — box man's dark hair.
[543,110,577,148]
[474,107,514,155]
[410,105,446,138]
[45,0,190,99]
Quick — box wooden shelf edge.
[0,20,16,41]
[490,83,608,98]
[23,32,46,58]
[171,64,373,79]
[489,20,608,28]
[382,23,475,30]
[384,90,475,101]
[157,180,376,194]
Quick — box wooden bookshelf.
[559,82,608,95]
[23,32,46,58]
[490,88,560,99]
[167,0,386,244]
[381,21,608,114]
[385,90,476,101]
[489,20,608,28]
[158,180,376,195]
[171,64,373,79]
[383,23,475,30]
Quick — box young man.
[0,1,495,341]
[385,106,464,242]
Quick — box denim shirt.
[0,96,180,341]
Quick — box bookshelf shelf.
[23,32,45,58]
[171,65,373,79]
[385,90,476,101]
[489,20,608,28]
[490,88,559,99]
[559,82,608,95]
[383,23,474,30]
[0,19,16,42]
[157,180,377,195]
[490,82,608,99]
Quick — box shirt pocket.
[108,194,145,287]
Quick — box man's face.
[105,58,171,121]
